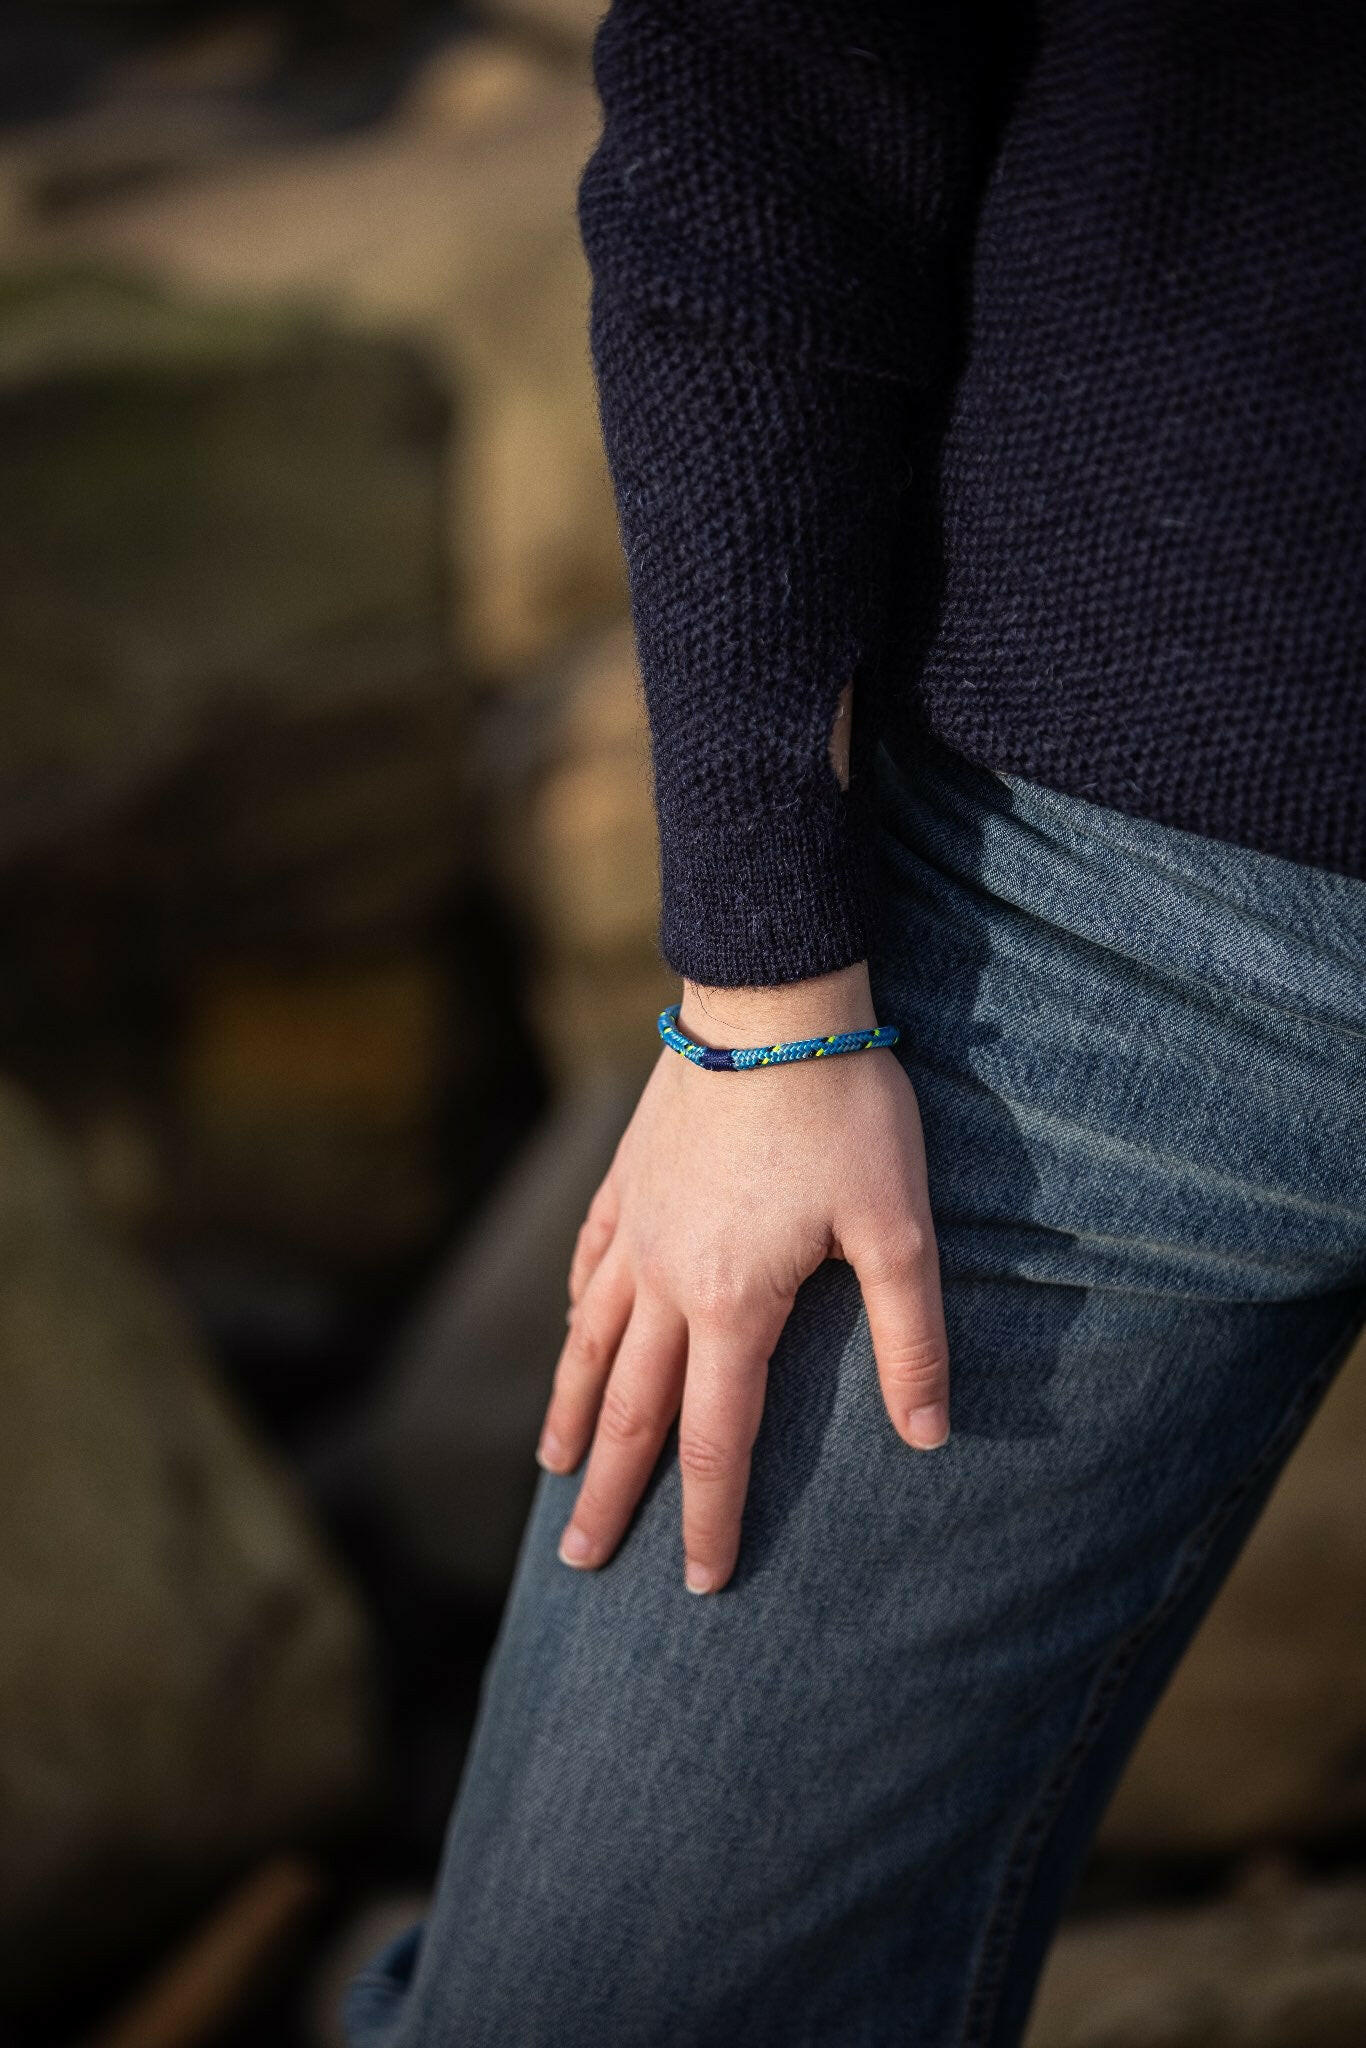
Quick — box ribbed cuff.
[656,788,877,989]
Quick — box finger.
[566,1176,620,1308]
[536,1244,634,1473]
[557,1295,687,1571]
[677,1302,784,1596]
[851,1218,951,1451]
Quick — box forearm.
[678,960,876,1046]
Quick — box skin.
[535,683,950,1593]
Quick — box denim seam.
[952,1302,1366,2048]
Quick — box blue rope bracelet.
[657,1002,900,1072]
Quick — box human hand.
[534,960,949,1594]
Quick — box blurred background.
[0,5,1363,2045]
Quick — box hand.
[534,960,950,1594]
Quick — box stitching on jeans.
[952,1306,1366,2048]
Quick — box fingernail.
[536,1431,568,1472]
[558,1525,592,1566]
[685,1561,714,1595]
[907,1404,949,1450]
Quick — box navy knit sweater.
[575,0,1366,989]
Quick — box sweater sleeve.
[576,0,999,987]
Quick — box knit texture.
[576,0,1366,988]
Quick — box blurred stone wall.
[0,6,670,2025]
[0,7,671,1296]
[0,1073,376,2018]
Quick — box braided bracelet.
[657,1002,900,1072]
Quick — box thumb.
[848,1220,951,1451]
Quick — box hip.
[866,733,1366,1302]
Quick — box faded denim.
[346,732,1366,2048]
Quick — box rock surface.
[1101,1326,1366,1854]
[0,268,462,871]
[477,0,606,60]
[479,616,671,1084]
[1027,1865,1366,2048]
[321,1069,638,1601]
[0,1076,376,2012]
[8,29,624,679]
[0,32,631,1276]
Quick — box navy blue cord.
[657,1003,899,1072]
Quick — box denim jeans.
[346,733,1366,2048]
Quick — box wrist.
[676,961,876,1048]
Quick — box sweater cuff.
[656,781,877,988]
